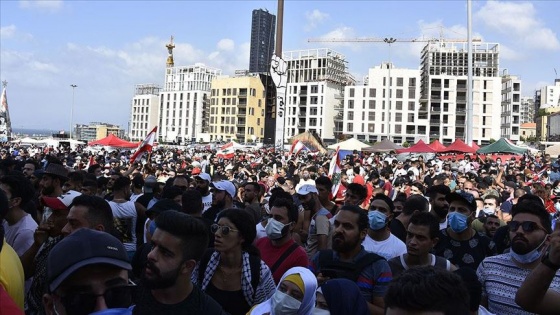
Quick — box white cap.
[297,184,318,195]
[195,173,212,182]
[211,180,236,198]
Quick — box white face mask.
[265,218,290,240]
[312,307,331,315]
[511,237,548,264]
[271,290,301,315]
[482,207,495,215]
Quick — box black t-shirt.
[389,219,407,243]
[433,228,497,270]
[133,282,227,315]
[202,205,224,223]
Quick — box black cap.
[47,229,131,292]
[145,198,181,217]
[446,192,477,212]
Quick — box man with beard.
[310,205,392,315]
[243,182,262,224]
[333,173,349,206]
[134,210,226,314]
[477,195,560,314]
[201,180,236,223]
[434,192,496,270]
[22,159,38,180]
[481,214,501,238]
[194,173,213,213]
[38,163,68,222]
[426,184,451,230]
[298,185,332,259]
[295,169,315,192]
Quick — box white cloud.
[0,25,17,38]
[217,39,235,51]
[19,0,63,11]
[500,44,524,61]
[476,1,560,50]
[312,26,363,51]
[305,9,329,31]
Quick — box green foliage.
[489,138,496,144]
[402,141,410,148]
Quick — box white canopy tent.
[327,138,371,151]
[545,143,560,156]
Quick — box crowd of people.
[0,142,559,315]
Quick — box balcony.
[457,84,467,91]
[456,119,466,125]
[298,100,307,106]
[429,119,440,125]
[431,107,442,112]
[432,84,442,90]
[299,90,308,96]
[335,93,344,100]
[456,132,465,138]
[334,113,343,121]
[456,107,466,114]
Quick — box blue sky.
[1,0,559,131]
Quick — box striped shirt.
[477,253,560,315]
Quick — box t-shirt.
[2,214,37,256]
[362,234,407,260]
[309,248,392,303]
[306,208,332,259]
[477,253,560,315]
[255,222,267,240]
[389,219,407,243]
[0,285,24,314]
[256,237,308,284]
[202,194,213,213]
[0,239,24,311]
[132,282,228,315]
[434,228,497,270]
[109,201,138,251]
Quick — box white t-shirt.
[2,214,38,256]
[362,233,407,260]
[202,193,213,213]
[109,201,138,251]
[255,221,267,240]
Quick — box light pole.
[384,38,396,140]
[70,84,77,139]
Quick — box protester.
[390,194,429,243]
[426,184,451,230]
[202,180,237,222]
[248,266,317,315]
[60,194,114,236]
[297,185,332,259]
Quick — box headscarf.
[320,279,369,315]
[249,267,317,315]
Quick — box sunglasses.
[507,221,547,233]
[59,284,135,315]
[211,224,239,235]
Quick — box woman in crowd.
[192,209,275,315]
[248,266,317,315]
[313,278,369,315]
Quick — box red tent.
[396,139,436,153]
[428,140,447,152]
[441,139,477,153]
[88,134,138,148]
[471,141,480,150]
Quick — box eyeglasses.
[211,224,239,235]
[59,284,135,315]
[507,221,547,233]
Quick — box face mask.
[511,237,548,264]
[265,218,290,240]
[312,308,331,315]
[368,210,387,231]
[448,212,469,233]
[482,207,494,215]
[271,290,301,315]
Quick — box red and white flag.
[328,146,342,196]
[289,140,307,156]
[217,142,235,159]
[130,126,157,163]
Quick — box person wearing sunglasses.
[43,228,134,315]
[477,194,559,315]
[192,209,276,315]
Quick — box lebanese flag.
[86,155,96,168]
[289,140,307,156]
[328,146,342,196]
[217,142,235,159]
[130,126,157,163]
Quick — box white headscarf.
[249,267,317,315]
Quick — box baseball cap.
[446,192,477,212]
[297,184,318,195]
[145,199,182,217]
[41,190,81,210]
[195,172,211,182]
[211,180,236,198]
[191,167,201,175]
[47,228,131,292]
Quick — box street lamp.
[70,84,77,139]
[383,38,396,140]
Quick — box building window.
[348,111,354,120]
[368,112,375,121]
[368,123,375,132]
[409,78,416,86]
[408,113,415,122]
[347,123,353,132]
[397,77,404,87]
[349,88,355,97]
[395,113,402,122]
[369,88,376,97]
[396,89,403,99]
[369,100,375,109]
[408,102,415,111]
[395,124,402,133]
[348,100,354,109]
[395,101,403,110]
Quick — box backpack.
[318,249,384,282]
[198,248,261,297]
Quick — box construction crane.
[308,36,482,43]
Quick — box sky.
[1,0,559,132]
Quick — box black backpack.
[318,249,384,282]
[198,248,261,297]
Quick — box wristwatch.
[541,252,560,271]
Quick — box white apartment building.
[535,79,560,141]
[520,97,534,124]
[283,48,354,142]
[420,41,501,145]
[129,84,161,141]
[159,63,221,143]
[500,74,522,141]
[342,63,422,144]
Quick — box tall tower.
[166,36,175,68]
[249,9,276,73]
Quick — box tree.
[402,141,410,148]
[489,138,497,144]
